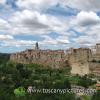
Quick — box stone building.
[68,48,92,76]
[10,43,69,68]
[35,42,39,50]
[68,44,100,76]
[96,43,100,54]
[68,48,92,63]
[10,43,100,76]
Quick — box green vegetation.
[77,75,96,88]
[0,60,75,100]
[0,54,99,100]
[80,95,91,100]
[14,87,26,97]
[91,90,100,100]
[0,53,10,63]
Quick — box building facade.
[10,43,100,76]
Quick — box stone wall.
[10,49,69,68]
[10,43,100,76]
[68,48,92,63]
[71,63,90,76]
[68,47,100,76]
[89,62,100,76]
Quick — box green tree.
[91,90,100,100]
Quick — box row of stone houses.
[10,48,69,69]
[10,43,100,76]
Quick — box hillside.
[0,53,10,64]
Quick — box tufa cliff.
[10,43,100,76]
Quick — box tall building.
[96,43,100,54]
[35,42,39,50]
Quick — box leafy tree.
[91,90,100,100]
[78,75,95,88]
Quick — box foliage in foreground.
[0,55,98,100]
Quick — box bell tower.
[35,42,39,50]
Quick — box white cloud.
[0,4,73,49]
[73,34,100,47]
[8,9,68,35]
[0,0,100,50]
[61,0,100,12]
[0,34,36,48]
[69,11,100,34]
[40,35,58,45]
[0,0,6,4]
[40,35,70,46]
[56,36,70,44]
[76,11,100,26]
[74,36,93,44]
[16,0,59,11]
[0,18,11,32]
[2,39,36,47]
[0,34,13,41]
[70,11,100,28]
[16,0,100,12]
[73,24,100,46]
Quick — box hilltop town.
[10,43,100,76]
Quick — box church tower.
[35,42,39,50]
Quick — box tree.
[91,90,100,100]
[78,75,95,88]
[63,79,71,89]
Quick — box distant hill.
[0,53,10,63]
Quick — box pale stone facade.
[71,63,90,76]
[68,44,100,76]
[67,48,91,75]
[96,44,100,54]
[10,43,100,76]
[10,49,69,68]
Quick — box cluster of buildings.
[10,43,100,76]
[10,42,68,69]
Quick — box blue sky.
[0,0,100,53]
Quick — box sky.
[0,0,100,53]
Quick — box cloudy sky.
[0,0,100,53]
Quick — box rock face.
[68,48,92,76]
[67,45,100,76]
[10,43,100,76]
[70,63,90,76]
[96,43,100,55]
[89,62,100,76]
[10,49,68,68]
[68,48,92,63]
